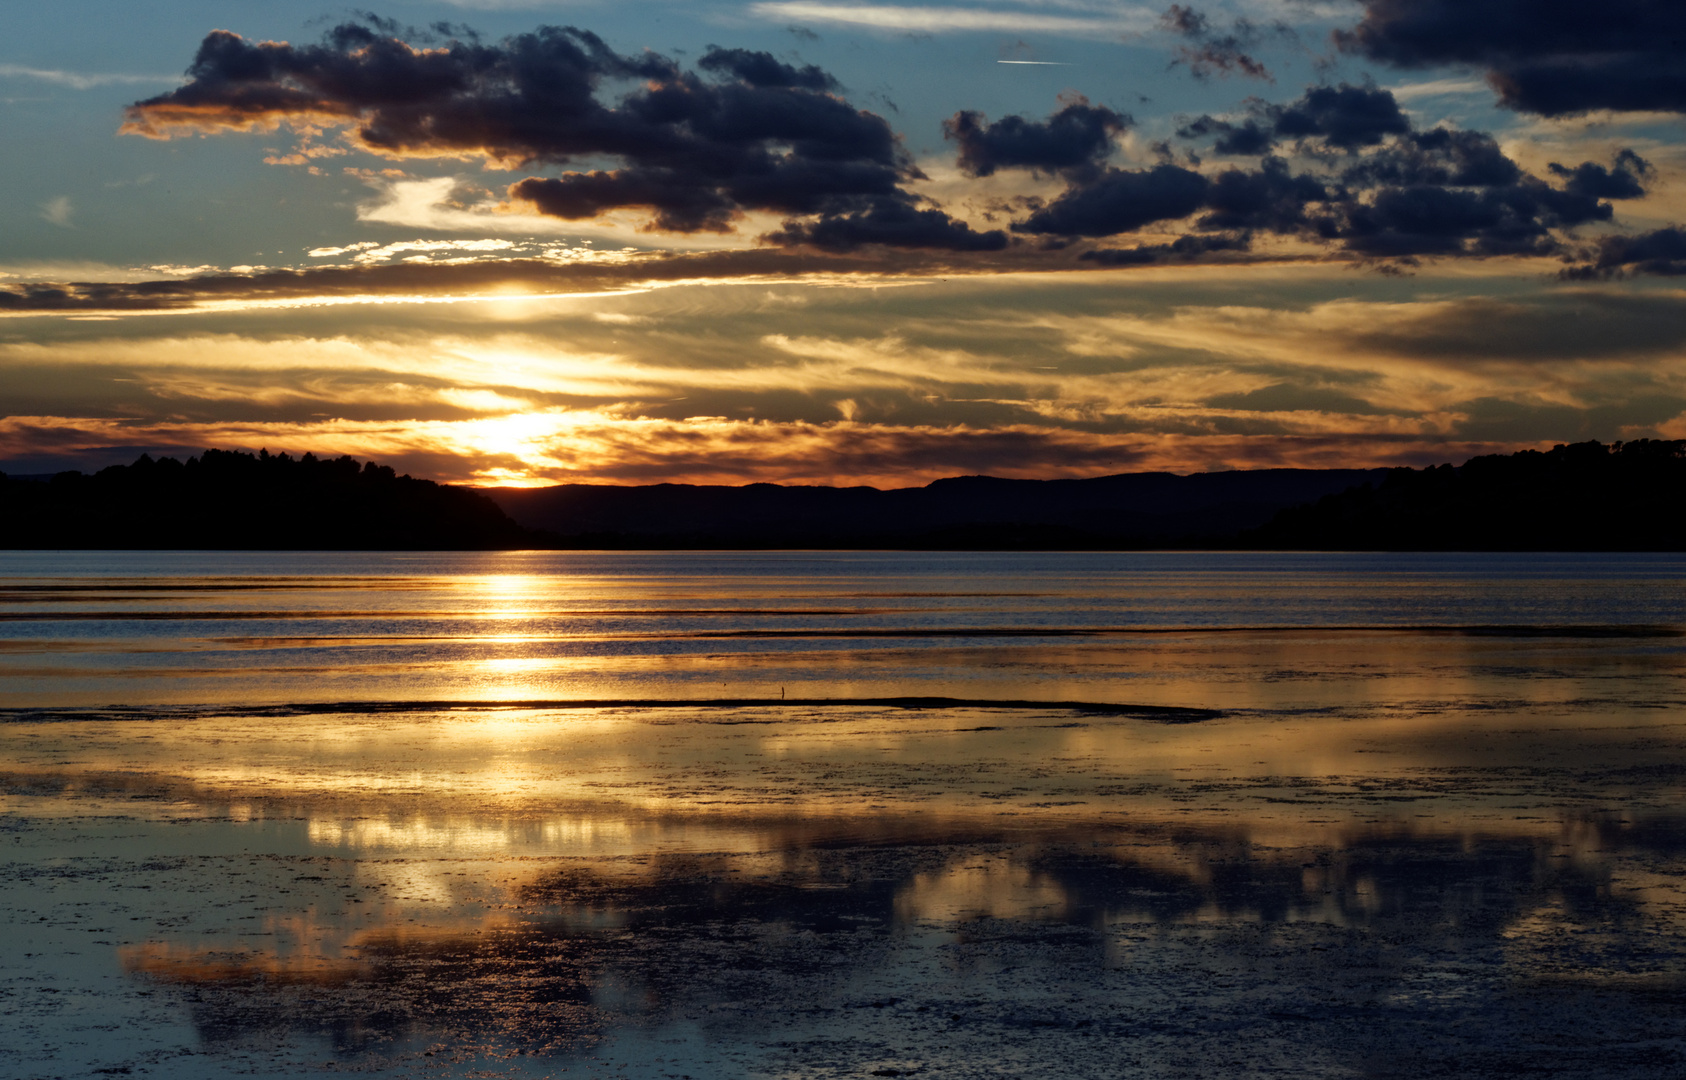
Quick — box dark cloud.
[1159,4,1208,37]
[1180,113,1267,155]
[1562,227,1686,279]
[1334,187,1533,258]
[1305,127,1639,259]
[511,173,738,233]
[335,12,484,46]
[508,149,919,235]
[1174,40,1272,83]
[1015,164,1211,237]
[1214,120,1275,157]
[1160,5,1283,82]
[1064,86,1643,259]
[1547,149,1651,200]
[1337,0,1686,116]
[1342,292,1686,361]
[695,46,837,90]
[1078,232,1251,266]
[1341,129,1521,188]
[763,197,1007,252]
[1200,158,1329,231]
[102,20,1683,269]
[944,98,1131,179]
[125,22,985,250]
[1204,383,1396,415]
[1270,84,1411,151]
[1178,84,1409,157]
[1332,179,1609,258]
[1013,135,1617,257]
[128,23,673,144]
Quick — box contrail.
[997,59,1071,65]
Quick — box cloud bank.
[107,17,1679,275]
[123,23,1002,251]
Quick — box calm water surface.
[3,552,1686,1078]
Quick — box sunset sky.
[3,0,1683,486]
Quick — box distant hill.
[486,468,1393,548]
[1250,440,1686,551]
[0,449,534,550]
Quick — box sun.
[462,411,569,485]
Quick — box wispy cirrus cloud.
[38,196,73,228]
[750,1,1155,36]
[0,248,1016,316]
[1384,76,1491,102]
[0,411,1551,488]
[8,278,1686,483]
[0,63,178,90]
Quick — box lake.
[4,551,1686,1078]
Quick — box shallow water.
[3,552,1686,1078]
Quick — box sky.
[2,0,1684,487]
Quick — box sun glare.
[460,411,573,483]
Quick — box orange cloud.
[0,412,1539,488]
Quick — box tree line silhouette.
[0,449,535,549]
[1250,439,1686,550]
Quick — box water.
[3,552,1686,1078]
[5,549,1684,708]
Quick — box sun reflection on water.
[306,814,638,855]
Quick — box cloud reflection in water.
[107,814,1686,1078]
